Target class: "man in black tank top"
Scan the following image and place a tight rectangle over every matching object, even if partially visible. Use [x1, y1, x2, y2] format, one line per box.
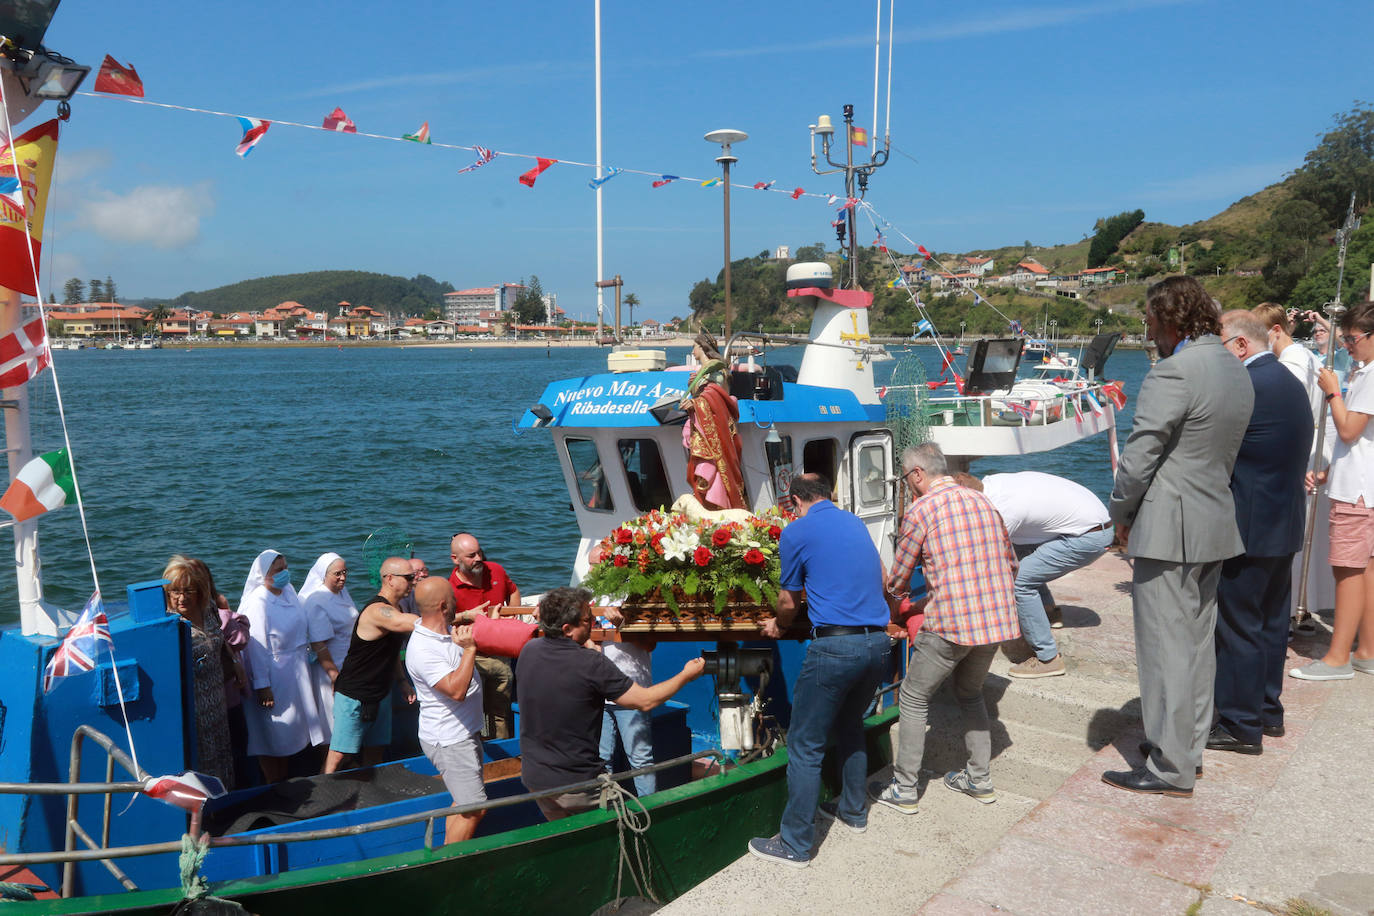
[323, 556, 422, 774]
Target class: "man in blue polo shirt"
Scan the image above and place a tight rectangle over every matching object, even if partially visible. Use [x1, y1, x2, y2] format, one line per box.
[748, 473, 892, 868]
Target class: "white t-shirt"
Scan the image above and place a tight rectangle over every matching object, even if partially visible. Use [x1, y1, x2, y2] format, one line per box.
[405, 623, 484, 746]
[603, 642, 652, 708]
[1327, 362, 1374, 506]
[981, 471, 1112, 545]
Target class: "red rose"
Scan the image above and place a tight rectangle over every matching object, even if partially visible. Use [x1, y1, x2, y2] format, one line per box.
[768, 525, 782, 540]
[744, 548, 766, 566]
[711, 528, 731, 547]
[614, 528, 633, 545]
[694, 546, 713, 567]
[613, 554, 628, 567]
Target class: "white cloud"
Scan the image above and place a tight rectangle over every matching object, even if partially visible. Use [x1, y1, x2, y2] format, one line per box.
[53, 148, 112, 184]
[76, 183, 215, 248]
[698, 0, 1196, 58]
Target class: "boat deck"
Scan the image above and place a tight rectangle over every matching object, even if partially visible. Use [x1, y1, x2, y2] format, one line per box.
[662, 550, 1374, 916]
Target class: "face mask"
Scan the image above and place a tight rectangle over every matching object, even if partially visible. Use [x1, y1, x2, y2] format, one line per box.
[271, 569, 291, 590]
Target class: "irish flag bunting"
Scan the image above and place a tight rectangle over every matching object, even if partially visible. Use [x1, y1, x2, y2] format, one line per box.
[0, 317, 51, 388]
[402, 122, 431, 144]
[1, 448, 75, 521]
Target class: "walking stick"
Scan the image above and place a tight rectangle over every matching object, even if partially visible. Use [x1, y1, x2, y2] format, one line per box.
[1295, 192, 1361, 624]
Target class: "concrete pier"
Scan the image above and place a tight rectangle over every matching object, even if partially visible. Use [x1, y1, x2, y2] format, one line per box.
[661, 550, 1374, 916]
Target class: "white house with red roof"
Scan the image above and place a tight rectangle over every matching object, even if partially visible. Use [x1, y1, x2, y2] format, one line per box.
[962, 255, 995, 276]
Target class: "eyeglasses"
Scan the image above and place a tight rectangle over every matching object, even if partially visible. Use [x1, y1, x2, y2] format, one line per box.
[1342, 332, 1368, 346]
[1221, 335, 1242, 346]
[387, 572, 416, 582]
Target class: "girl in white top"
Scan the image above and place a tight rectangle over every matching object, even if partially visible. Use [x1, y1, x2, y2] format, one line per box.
[240, 550, 327, 781]
[300, 552, 359, 739]
[1298, 310, 1374, 681]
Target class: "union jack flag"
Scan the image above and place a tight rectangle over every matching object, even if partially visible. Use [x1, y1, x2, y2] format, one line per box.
[1008, 399, 1038, 420]
[457, 146, 497, 174]
[43, 591, 111, 693]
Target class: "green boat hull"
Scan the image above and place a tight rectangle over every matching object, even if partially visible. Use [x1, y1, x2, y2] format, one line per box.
[23, 707, 898, 915]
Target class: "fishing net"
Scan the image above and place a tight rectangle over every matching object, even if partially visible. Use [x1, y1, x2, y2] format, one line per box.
[885, 352, 931, 455]
[362, 526, 413, 589]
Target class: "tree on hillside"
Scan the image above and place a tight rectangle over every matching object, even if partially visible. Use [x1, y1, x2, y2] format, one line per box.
[794, 242, 827, 262]
[105, 276, 118, 304]
[1287, 217, 1374, 313]
[88, 278, 104, 302]
[1287, 103, 1374, 226]
[62, 278, 84, 305]
[1087, 210, 1145, 267]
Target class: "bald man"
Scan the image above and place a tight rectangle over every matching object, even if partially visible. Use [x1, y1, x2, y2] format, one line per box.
[323, 557, 422, 774]
[406, 577, 486, 844]
[449, 533, 520, 739]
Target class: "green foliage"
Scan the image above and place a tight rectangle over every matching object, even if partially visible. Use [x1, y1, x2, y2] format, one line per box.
[88, 278, 104, 302]
[512, 275, 547, 325]
[1287, 217, 1374, 313]
[172, 270, 454, 316]
[62, 278, 83, 305]
[105, 275, 118, 304]
[1088, 210, 1145, 267]
[1287, 103, 1374, 226]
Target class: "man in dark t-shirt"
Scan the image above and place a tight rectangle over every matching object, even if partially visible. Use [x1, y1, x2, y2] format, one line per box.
[516, 587, 704, 820]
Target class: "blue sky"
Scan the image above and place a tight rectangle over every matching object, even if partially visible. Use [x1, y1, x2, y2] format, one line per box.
[27, 0, 1374, 321]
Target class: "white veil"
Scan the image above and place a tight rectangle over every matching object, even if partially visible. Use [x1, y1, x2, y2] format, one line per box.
[300, 552, 354, 609]
[240, 549, 299, 605]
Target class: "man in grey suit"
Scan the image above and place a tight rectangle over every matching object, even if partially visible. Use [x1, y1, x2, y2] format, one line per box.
[1103, 276, 1253, 797]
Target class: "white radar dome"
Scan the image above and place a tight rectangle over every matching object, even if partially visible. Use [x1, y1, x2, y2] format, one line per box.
[785, 262, 833, 291]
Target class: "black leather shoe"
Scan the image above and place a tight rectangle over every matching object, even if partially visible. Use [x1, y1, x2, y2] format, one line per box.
[1262, 724, 1285, 738]
[1101, 768, 1192, 798]
[1137, 740, 1203, 778]
[1206, 724, 1262, 755]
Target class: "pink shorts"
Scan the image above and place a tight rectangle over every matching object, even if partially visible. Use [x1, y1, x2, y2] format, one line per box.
[1328, 498, 1374, 569]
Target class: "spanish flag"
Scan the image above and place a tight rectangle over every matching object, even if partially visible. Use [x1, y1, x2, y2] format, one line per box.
[849, 126, 869, 146]
[0, 120, 58, 296]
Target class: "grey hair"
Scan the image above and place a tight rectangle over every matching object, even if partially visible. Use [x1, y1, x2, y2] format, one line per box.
[1220, 309, 1268, 348]
[902, 442, 947, 476]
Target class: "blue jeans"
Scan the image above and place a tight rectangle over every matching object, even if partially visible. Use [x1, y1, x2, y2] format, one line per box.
[779, 630, 890, 859]
[599, 706, 656, 797]
[1015, 528, 1114, 661]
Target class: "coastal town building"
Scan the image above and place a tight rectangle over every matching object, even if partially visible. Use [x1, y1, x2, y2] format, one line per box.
[443, 284, 523, 325]
[962, 255, 995, 276]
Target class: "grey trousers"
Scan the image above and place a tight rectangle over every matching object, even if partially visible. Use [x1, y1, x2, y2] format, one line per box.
[893, 631, 997, 792]
[1132, 557, 1220, 790]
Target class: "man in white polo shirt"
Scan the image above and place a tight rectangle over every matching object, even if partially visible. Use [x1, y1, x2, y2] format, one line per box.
[405, 577, 486, 844]
[958, 471, 1114, 679]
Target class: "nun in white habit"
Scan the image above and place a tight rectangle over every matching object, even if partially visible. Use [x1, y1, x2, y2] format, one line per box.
[240, 549, 326, 783]
[300, 552, 358, 738]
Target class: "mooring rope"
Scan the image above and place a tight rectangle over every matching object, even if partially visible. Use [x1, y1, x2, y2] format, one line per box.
[597, 773, 659, 908]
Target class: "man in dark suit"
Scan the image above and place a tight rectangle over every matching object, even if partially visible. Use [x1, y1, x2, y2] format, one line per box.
[1105, 276, 1253, 797]
[1209, 310, 1313, 753]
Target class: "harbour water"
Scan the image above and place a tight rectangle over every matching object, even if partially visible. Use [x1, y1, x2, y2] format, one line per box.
[0, 343, 1152, 623]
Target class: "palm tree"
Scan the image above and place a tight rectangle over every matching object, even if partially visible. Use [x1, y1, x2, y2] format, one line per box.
[624, 293, 640, 334]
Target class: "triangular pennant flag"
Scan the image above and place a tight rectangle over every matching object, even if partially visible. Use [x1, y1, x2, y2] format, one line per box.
[142, 771, 226, 814]
[42, 590, 110, 693]
[0, 317, 51, 388]
[235, 118, 270, 158]
[0, 448, 74, 522]
[402, 122, 431, 144]
[588, 166, 622, 190]
[827, 195, 838, 205]
[322, 107, 357, 133]
[752, 181, 775, 190]
[701, 177, 721, 187]
[652, 175, 679, 188]
[791, 188, 805, 199]
[519, 158, 557, 187]
[0, 119, 58, 296]
[457, 146, 496, 173]
[917, 244, 932, 259]
[93, 55, 143, 97]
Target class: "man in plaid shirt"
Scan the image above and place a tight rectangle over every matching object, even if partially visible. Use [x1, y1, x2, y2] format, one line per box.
[869, 442, 1019, 812]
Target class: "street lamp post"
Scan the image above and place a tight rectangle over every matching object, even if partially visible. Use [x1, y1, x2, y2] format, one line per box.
[705, 129, 747, 344]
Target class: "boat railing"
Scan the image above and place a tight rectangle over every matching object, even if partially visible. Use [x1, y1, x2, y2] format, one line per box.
[0, 741, 734, 895]
[883, 381, 1110, 430]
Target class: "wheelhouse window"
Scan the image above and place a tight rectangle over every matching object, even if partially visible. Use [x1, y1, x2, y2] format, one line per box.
[802, 438, 838, 488]
[619, 438, 673, 512]
[565, 437, 612, 512]
[856, 443, 887, 510]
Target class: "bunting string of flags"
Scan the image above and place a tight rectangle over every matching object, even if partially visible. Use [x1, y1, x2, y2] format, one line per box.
[651, 175, 678, 188]
[402, 121, 431, 144]
[41, 590, 110, 693]
[519, 157, 557, 187]
[587, 166, 622, 190]
[0, 317, 52, 389]
[322, 107, 357, 133]
[457, 146, 497, 173]
[235, 118, 270, 158]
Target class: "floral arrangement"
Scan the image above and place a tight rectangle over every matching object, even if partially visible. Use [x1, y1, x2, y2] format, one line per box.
[582, 506, 794, 615]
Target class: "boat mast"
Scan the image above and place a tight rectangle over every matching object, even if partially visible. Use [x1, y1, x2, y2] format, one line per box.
[593, 0, 604, 342]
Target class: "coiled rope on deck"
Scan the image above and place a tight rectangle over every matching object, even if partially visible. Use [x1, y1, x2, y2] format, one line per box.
[597, 773, 659, 909]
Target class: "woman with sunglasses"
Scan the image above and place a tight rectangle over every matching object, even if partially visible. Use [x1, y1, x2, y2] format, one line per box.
[1296, 303, 1374, 680]
[300, 552, 358, 738]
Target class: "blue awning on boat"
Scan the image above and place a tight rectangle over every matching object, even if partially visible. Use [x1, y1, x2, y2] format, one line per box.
[516, 371, 882, 429]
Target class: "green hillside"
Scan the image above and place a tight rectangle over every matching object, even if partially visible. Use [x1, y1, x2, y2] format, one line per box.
[170, 271, 454, 316]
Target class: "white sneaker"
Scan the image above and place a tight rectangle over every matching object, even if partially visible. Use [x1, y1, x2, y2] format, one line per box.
[866, 779, 920, 815]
